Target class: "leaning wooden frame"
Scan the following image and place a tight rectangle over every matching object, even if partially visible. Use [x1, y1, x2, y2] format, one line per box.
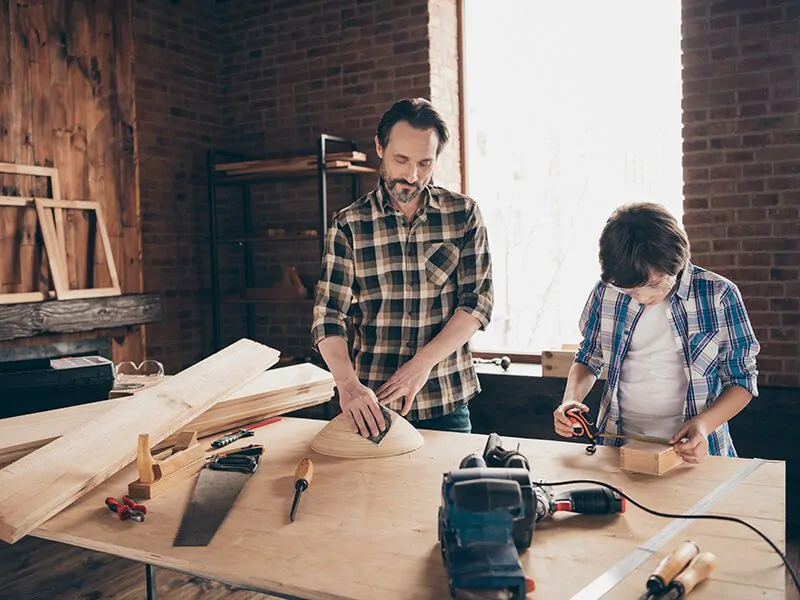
[0, 162, 62, 305]
[33, 198, 122, 300]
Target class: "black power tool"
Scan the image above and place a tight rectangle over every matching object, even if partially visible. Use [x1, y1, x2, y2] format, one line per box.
[438, 433, 625, 599]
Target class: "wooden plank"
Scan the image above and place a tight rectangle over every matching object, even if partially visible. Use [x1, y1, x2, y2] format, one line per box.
[0, 338, 281, 544]
[0, 292, 161, 340]
[0, 363, 335, 464]
[26, 420, 786, 599]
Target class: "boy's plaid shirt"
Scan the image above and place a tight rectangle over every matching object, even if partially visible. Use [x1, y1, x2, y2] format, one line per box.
[574, 262, 760, 457]
[311, 182, 494, 421]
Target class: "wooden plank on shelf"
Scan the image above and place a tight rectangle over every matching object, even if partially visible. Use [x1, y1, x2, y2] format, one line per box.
[215, 151, 367, 172]
[0, 293, 162, 341]
[0, 338, 281, 544]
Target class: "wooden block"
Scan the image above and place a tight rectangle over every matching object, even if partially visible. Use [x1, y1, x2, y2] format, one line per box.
[620, 441, 684, 476]
[127, 454, 207, 500]
[541, 350, 577, 378]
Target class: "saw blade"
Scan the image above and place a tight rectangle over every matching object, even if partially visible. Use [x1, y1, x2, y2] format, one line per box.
[173, 467, 250, 547]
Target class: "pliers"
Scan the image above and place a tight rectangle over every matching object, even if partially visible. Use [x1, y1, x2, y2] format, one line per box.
[105, 496, 147, 522]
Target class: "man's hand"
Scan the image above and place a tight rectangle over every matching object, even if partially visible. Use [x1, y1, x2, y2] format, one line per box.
[553, 400, 589, 438]
[338, 379, 387, 439]
[375, 357, 434, 416]
[669, 419, 709, 464]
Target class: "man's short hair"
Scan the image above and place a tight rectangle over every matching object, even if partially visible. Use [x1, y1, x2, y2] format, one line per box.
[598, 202, 690, 289]
[376, 98, 450, 155]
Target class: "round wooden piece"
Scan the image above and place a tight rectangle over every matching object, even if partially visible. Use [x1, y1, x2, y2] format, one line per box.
[310, 407, 424, 459]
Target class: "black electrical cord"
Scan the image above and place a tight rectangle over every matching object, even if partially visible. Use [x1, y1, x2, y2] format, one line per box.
[535, 478, 800, 593]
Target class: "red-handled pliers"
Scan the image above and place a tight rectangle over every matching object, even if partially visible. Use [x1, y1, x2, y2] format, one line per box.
[105, 496, 147, 522]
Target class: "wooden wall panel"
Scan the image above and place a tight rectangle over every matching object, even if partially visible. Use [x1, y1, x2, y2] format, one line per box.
[0, 0, 144, 362]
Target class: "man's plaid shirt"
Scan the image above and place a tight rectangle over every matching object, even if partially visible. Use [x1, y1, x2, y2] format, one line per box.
[311, 182, 494, 421]
[574, 261, 760, 457]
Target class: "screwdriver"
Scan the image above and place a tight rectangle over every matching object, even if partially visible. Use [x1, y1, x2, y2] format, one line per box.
[638, 540, 699, 600]
[289, 457, 313, 522]
[657, 551, 717, 599]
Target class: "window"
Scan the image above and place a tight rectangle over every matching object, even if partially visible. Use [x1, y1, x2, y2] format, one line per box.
[461, 0, 684, 354]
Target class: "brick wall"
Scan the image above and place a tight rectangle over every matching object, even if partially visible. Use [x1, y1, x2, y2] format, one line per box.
[133, 0, 224, 373]
[429, 0, 462, 191]
[681, 0, 800, 387]
[208, 0, 460, 359]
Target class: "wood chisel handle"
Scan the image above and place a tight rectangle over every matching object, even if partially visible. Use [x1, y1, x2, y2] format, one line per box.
[641, 540, 699, 598]
[295, 457, 313, 488]
[661, 552, 717, 599]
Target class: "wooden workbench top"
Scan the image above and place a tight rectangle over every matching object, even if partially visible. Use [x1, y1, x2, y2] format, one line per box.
[30, 418, 785, 599]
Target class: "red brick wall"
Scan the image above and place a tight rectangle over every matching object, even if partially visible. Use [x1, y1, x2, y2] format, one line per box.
[209, 0, 460, 360]
[681, 0, 800, 387]
[133, 0, 223, 373]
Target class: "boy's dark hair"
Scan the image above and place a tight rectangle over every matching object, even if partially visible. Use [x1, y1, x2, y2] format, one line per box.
[598, 202, 690, 289]
[376, 98, 450, 155]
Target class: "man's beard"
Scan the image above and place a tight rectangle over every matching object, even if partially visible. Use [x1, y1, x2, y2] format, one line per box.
[381, 164, 423, 204]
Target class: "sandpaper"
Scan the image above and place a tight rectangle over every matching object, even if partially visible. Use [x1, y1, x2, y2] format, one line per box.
[368, 404, 394, 445]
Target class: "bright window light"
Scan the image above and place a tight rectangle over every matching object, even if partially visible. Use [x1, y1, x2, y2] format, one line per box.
[462, 0, 684, 353]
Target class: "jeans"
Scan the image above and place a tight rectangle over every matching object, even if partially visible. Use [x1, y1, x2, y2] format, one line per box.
[410, 403, 472, 434]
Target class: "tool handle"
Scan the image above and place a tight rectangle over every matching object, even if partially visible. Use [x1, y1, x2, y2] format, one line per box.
[211, 429, 253, 448]
[648, 541, 700, 590]
[295, 458, 313, 486]
[669, 551, 717, 597]
[561, 486, 626, 515]
[566, 407, 597, 441]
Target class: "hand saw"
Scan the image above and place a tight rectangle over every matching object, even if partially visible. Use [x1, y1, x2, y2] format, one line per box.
[173, 444, 264, 547]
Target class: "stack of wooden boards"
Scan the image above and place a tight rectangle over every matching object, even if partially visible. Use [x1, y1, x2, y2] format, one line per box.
[0, 339, 335, 544]
[0, 162, 121, 305]
[213, 150, 377, 179]
[0, 356, 335, 469]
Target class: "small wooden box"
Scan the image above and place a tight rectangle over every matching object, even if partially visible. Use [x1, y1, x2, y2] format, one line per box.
[620, 441, 684, 476]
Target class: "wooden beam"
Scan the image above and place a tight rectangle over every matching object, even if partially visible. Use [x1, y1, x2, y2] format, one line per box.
[0, 338, 281, 544]
[0, 294, 161, 341]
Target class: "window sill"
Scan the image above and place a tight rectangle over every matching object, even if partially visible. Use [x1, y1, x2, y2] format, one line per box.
[474, 362, 544, 378]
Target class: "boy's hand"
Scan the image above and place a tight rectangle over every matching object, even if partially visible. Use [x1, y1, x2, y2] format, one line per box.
[554, 400, 589, 438]
[669, 420, 709, 464]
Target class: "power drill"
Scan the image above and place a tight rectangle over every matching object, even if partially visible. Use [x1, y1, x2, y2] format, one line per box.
[438, 433, 626, 599]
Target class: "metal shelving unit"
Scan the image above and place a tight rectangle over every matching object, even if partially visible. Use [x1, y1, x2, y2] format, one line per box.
[205, 134, 376, 352]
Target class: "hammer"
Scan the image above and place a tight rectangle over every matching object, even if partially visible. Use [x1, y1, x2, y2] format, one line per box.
[473, 356, 512, 371]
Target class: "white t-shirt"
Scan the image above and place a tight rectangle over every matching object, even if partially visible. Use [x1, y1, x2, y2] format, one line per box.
[618, 298, 688, 439]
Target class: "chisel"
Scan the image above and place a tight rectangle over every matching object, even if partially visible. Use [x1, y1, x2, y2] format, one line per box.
[290, 458, 313, 522]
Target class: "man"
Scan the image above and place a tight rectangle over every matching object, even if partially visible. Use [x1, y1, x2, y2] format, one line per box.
[553, 202, 759, 463]
[311, 98, 493, 439]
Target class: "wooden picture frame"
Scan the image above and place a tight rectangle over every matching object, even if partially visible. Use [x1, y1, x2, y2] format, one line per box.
[0, 163, 62, 305]
[34, 198, 121, 300]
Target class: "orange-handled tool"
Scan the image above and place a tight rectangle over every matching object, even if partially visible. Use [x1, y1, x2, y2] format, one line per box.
[659, 551, 717, 599]
[637, 540, 699, 600]
[290, 458, 313, 522]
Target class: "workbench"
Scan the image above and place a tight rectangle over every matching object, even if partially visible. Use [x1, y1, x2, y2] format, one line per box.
[28, 417, 785, 599]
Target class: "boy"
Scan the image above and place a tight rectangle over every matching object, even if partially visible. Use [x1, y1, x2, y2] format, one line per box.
[553, 202, 759, 463]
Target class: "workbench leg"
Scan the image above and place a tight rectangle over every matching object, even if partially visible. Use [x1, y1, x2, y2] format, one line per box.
[146, 564, 158, 600]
